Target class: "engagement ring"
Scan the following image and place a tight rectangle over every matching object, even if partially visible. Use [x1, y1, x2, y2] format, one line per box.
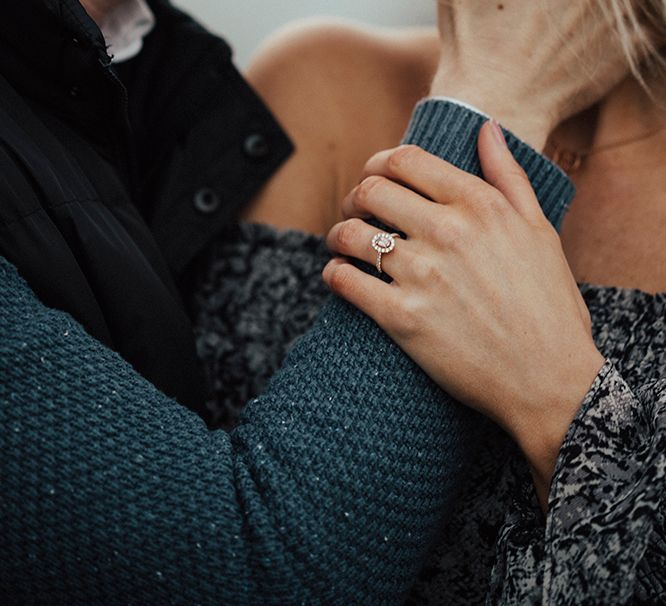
[371, 232, 400, 274]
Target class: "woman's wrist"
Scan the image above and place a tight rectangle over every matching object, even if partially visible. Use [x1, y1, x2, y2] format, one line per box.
[430, 68, 555, 151]
[510, 348, 606, 505]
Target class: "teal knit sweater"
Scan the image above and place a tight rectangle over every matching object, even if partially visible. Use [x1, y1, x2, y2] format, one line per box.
[0, 101, 573, 605]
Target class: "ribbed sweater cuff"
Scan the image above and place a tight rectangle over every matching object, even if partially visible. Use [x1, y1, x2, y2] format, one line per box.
[402, 99, 575, 231]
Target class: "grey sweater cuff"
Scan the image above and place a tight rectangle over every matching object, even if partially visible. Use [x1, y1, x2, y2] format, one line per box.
[402, 99, 574, 231]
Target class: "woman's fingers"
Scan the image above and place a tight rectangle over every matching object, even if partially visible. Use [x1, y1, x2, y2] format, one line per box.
[322, 257, 398, 326]
[358, 133, 548, 227]
[361, 144, 494, 207]
[326, 218, 415, 277]
[477, 121, 548, 226]
[341, 176, 434, 231]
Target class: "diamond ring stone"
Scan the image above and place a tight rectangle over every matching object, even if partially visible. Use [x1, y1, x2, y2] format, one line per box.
[371, 232, 400, 274]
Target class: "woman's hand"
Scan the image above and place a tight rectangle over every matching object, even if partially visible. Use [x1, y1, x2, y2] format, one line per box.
[431, 0, 649, 150]
[322, 121, 605, 506]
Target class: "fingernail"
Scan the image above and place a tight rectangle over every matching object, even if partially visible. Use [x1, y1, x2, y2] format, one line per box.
[490, 120, 507, 148]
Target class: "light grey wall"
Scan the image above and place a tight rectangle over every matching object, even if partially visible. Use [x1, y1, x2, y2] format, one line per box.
[172, 1, 436, 68]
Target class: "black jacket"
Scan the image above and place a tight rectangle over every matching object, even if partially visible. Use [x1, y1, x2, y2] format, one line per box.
[0, 0, 293, 420]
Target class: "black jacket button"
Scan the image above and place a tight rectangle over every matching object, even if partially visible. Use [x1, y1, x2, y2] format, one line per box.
[243, 133, 269, 159]
[193, 188, 221, 214]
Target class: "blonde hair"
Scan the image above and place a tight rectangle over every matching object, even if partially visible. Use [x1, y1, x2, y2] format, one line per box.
[598, 0, 666, 78]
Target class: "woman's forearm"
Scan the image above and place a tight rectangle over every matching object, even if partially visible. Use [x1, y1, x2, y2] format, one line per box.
[431, 0, 642, 150]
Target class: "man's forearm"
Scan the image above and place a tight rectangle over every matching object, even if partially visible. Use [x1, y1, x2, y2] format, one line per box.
[0, 100, 575, 604]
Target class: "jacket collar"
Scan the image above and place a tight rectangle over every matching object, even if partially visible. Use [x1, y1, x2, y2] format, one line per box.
[0, 1, 134, 158]
[0, 1, 111, 90]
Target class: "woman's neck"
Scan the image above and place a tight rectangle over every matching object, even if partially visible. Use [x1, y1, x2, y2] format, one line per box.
[556, 73, 666, 294]
[552, 74, 666, 167]
[595, 76, 666, 152]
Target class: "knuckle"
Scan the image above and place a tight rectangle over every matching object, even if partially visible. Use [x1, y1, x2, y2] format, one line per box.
[329, 264, 355, 296]
[433, 214, 469, 250]
[363, 150, 384, 174]
[507, 163, 529, 182]
[477, 191, 510, 220]
[495, 166, 529, 192]
[393, 296, 424, 338]
[354, 176, 384, 210]
[541, 224, 562, 247]
[423, 216, 449, 247]
[410, 256, 440, 285]
[477, 194, 511, 222]
[387, 145, 419, 174]
[335, 218, 364, 249]
[534, 212, 553, 230]
[487, 189, 509, 209]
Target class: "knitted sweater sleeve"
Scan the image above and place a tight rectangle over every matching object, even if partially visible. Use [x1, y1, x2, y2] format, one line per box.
[0, 101, 573, 605]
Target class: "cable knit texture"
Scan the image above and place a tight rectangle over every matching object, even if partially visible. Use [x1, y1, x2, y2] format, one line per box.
[0, 101, 572, 604]
[405, 100, 575, 230]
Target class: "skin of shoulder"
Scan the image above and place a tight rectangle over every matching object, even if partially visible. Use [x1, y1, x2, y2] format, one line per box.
[242, 19, 439, 234]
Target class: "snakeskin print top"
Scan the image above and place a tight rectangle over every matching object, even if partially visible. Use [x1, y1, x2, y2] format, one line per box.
[410, 284, 666, 605]
[193, 224, 666, 604]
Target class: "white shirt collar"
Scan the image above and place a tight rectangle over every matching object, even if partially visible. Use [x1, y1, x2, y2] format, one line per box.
[100, 0, 155, 63]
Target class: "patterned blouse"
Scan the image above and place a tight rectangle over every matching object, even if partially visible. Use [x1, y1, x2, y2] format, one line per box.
[409, 285, 666, 605]
[193, 224, 666, 605]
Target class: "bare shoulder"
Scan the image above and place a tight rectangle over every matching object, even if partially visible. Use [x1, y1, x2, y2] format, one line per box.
[247, 18, 438, 91]
[242, 20, 439, 232]
[246, 19, 438, 136]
